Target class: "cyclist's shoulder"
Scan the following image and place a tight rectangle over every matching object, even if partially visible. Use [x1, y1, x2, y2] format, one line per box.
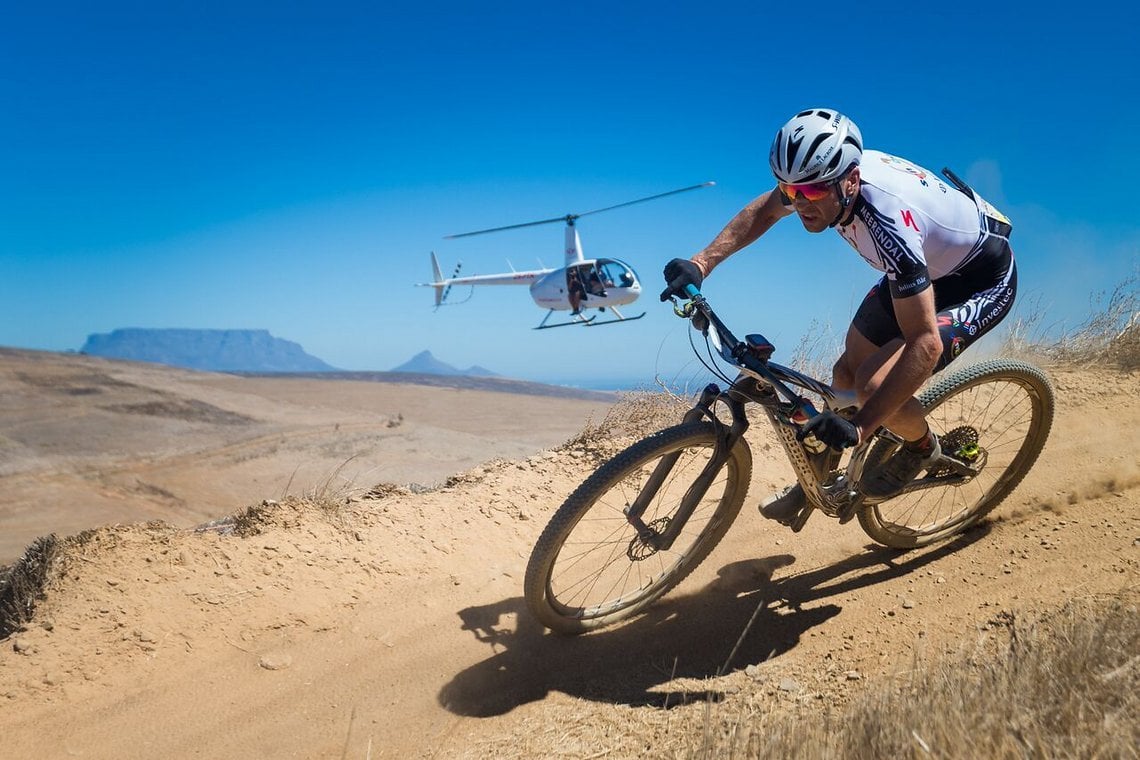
[857, 150, 974, 223]
[858, 150, 943, 194]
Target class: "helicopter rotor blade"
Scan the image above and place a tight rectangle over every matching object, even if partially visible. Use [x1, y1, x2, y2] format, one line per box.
[575, 181, 716, 219]
[444, 215, 571, 239]
[443, 181, 715, 239]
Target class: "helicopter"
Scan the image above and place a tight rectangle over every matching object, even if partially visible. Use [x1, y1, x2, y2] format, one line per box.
[420, 182, 714, 329]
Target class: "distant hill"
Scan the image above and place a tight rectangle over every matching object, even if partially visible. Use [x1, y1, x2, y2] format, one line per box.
[80, 329, 337, 372]
[390, 350, 498, 377]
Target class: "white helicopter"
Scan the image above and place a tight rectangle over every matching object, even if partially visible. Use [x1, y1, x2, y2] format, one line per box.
[421, 182, 714, 329]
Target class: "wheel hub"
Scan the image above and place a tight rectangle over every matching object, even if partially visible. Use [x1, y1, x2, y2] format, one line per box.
[627, 516, 670, 560]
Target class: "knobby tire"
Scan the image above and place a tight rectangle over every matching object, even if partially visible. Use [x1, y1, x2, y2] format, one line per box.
[858, 359, 1055, 549]
[524, 422, 751, 634]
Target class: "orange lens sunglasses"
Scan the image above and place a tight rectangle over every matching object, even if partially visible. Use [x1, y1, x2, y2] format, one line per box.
[778, 180, 834, 202]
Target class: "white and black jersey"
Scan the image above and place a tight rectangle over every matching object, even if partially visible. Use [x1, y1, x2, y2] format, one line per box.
[835, 150, 1012, 299]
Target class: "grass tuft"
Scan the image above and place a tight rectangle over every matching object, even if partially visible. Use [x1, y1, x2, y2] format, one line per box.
[0, 535, 60, 640]
[1003, 271, 1139, 369]
[561, 389, 690, 463]
[693, 590, 1139, 759]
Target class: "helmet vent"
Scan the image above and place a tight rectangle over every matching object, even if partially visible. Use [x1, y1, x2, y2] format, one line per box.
[769, 108, 863, 184]
[800, 133, 831, 172]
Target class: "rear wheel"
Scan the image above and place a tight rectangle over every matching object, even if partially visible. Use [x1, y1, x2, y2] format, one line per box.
[858, 359, 1054, 549]
[524, 422, 751, 634]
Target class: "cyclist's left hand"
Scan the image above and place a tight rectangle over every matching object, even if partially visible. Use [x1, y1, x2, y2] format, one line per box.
[797, 409, 860, 451]
[659, 258, 703, 301]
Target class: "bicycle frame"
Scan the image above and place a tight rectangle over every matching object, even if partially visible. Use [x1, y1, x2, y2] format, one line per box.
[625, 286, 984, 538]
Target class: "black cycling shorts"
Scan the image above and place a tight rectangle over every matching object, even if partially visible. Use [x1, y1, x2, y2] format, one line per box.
[852, 238, 1017, 373]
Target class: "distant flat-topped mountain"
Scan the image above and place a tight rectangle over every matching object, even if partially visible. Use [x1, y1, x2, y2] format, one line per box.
[390, 350, 498, 377]
[80, 328, 337, 372]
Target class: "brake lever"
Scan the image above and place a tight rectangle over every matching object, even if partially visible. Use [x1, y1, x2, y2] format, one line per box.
[670, 296, 695, 319]
[669, 295, 712, 336]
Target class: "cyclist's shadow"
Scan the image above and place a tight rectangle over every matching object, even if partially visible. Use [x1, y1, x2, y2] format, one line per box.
[439, 525, 990, 717]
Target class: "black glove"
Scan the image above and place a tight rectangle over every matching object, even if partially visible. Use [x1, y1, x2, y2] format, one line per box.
[797, 410, 860, 452]
[659, 258, 704, 301]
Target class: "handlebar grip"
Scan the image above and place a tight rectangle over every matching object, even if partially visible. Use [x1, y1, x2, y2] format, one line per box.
[684, 284, 701, 298]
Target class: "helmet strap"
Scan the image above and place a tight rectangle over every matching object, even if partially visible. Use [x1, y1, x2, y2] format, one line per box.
[828, 166, 857, 228]
[828, 187, 850, 228]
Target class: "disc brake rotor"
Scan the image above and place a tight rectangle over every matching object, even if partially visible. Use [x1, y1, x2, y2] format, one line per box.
[627, 516, 671, 561]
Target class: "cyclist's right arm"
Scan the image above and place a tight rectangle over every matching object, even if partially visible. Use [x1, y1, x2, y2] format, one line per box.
[692, 187, 794, 277]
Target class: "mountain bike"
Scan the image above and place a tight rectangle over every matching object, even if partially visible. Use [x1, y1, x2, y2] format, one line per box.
[524, 285, 1054, 634]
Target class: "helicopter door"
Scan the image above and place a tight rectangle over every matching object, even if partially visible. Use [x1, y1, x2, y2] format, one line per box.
[569, 264, 606, 295]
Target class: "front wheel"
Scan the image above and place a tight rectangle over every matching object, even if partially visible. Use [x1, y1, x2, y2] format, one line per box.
[858, 359, 1055, 549]
[524, 422, 752, 634]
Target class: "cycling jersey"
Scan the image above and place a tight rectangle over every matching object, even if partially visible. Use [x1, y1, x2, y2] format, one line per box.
[833, 150, 1013, 299]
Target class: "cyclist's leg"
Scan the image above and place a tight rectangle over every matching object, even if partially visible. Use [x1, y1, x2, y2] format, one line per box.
[859, 253, 1018, 497]
[928, 253, 1018, 373]
[846, 252, 1019, 432]
[844, 278, 928, 440]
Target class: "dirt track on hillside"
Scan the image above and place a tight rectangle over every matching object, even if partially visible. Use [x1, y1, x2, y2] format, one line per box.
[0, 356, 1137, 759]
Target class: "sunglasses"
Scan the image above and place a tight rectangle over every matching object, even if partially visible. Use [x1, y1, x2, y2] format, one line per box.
[778, 180, 835, 202]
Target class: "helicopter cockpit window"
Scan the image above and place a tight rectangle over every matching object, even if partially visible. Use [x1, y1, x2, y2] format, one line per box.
[598, 260, 636, 288]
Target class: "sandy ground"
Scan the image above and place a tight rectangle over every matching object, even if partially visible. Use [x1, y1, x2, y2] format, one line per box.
[0, 350, 1137, 759]
[0, 348, 614, 564]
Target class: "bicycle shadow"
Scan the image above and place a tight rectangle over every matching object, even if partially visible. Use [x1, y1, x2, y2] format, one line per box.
[438, 524, 991, 717]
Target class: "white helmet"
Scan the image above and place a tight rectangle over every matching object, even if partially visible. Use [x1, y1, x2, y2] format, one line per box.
[769, 109, 863, 184]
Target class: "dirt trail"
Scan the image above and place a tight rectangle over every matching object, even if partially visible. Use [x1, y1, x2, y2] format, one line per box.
[0, 367, 1137, 759]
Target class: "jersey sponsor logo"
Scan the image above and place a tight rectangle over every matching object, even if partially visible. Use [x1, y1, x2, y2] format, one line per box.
[895, 272, 929, 297]
[939, 314, 979, 336]
[877, 154, 935, 187]
[900, 209, 919, 231]
[856, 201, 922, 273]
[979, 284, 1015, 328]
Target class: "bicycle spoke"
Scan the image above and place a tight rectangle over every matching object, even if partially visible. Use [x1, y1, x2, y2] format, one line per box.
[861, 363, 1052, 546]
[542, 432, 741, 620]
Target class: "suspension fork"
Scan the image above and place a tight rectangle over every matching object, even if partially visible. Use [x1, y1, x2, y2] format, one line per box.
[623, 383, 750, 550]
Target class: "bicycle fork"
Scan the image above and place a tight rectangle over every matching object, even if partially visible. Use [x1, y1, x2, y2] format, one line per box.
[622, 384, 748, 551]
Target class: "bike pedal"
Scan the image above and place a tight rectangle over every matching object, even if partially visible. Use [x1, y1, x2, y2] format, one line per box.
[790, 505, 814, 532]
[836, 502, 860, 525]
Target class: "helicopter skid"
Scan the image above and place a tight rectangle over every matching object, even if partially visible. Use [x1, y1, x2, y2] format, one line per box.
[533, 310, 646, 330]
[534, 311, 597, 330]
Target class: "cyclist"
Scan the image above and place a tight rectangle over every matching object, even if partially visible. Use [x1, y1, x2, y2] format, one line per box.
[660, 108, 1017, 525]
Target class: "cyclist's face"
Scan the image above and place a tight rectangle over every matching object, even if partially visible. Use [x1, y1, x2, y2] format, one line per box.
[789, 166, 859, 233]
[790, 186, 840, 233]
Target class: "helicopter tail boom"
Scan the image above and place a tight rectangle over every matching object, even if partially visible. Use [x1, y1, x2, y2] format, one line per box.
[418, 253, 551, 307]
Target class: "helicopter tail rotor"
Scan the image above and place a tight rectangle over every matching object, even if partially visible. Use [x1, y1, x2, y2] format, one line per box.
[423, 252, 465, 308]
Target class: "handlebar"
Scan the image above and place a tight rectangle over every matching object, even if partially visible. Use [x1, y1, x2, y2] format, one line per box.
[670, 285, 823, 419]
[672, 285, 743, 362]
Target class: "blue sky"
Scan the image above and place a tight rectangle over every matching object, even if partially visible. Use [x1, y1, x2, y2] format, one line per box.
[3, 2, 1137, 387]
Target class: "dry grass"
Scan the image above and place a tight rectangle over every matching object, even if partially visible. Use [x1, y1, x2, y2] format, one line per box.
[786, 318, 844, 382]
[561, 389, 691, 463]
[0, 535, 60, 639]
[1003, 272, 1139, 370]
[692, 589, 1139, 759]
